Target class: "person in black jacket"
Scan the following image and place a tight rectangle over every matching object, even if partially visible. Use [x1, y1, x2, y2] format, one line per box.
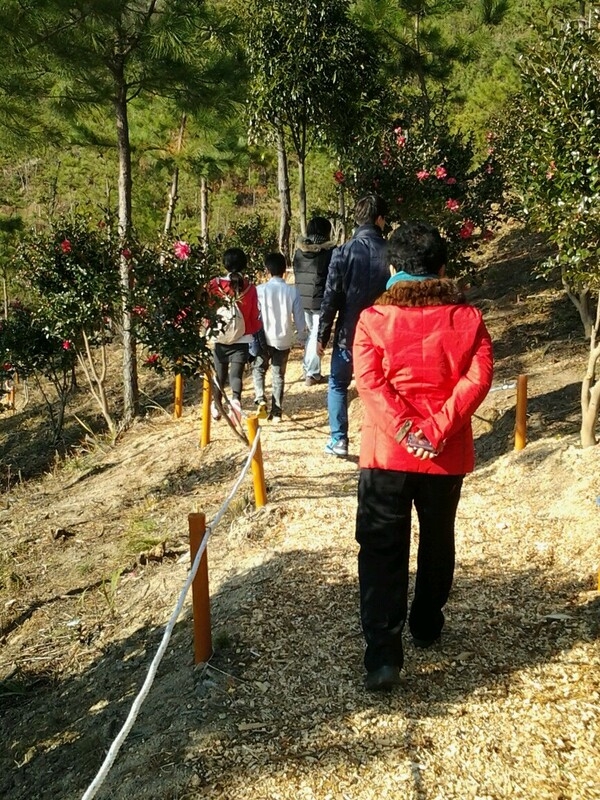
[292, 216, 336, 386]
[317, 194, 389, 457]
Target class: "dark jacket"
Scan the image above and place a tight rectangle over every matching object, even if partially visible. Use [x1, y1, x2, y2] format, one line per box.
[354, 278, 493, 474]
[292, 236, 336, 312]
[318, 224, 388, 351]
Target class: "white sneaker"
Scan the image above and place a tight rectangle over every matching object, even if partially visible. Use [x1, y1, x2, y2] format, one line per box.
[210, 401, 221, 421]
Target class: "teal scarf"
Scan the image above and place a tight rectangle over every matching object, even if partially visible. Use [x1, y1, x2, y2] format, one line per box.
[386, 271, 439, 290]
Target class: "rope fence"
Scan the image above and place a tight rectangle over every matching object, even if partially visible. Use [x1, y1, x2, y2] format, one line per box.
[81, 426, 263, 800]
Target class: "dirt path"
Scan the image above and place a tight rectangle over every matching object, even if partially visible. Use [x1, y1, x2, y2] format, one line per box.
[1, 225, 600, 799]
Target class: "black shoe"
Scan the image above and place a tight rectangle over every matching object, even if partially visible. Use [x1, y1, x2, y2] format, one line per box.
[364, 664, 401, 692]
[412, 635, 440, 649]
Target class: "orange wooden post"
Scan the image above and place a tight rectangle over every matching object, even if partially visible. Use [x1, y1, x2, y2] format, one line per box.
[246, 416, 267, 508]
[174, 373, 184, 419]
[514, 374, 528, 451]
[200, 374, 212, 448]
[188, 512, 213, 664]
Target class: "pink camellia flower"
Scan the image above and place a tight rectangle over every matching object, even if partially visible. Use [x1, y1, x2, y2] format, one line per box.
[145, 353, 160, 366]
[62, 340, 72, 350]
[174, 308, 189, 327]
[394, 128, 407, 148]
[60, 239, 72, 254]
[121, 248, 133, 260]
[446, 198, 460, 212]
[416, 170, 430, 181]
[435, 165, 447, 180]
[174, 240, 191, 260]
[333, 170, 345, 185]
[459, 220, 475, 239]
[445, 177, 457, 185]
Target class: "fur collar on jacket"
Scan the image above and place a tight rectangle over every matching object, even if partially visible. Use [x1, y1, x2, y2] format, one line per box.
[375, 277, 466, 308]
[295, 235, 336, 253]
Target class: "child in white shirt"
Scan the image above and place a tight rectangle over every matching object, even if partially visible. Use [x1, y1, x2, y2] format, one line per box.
[253, 253, 306, 421]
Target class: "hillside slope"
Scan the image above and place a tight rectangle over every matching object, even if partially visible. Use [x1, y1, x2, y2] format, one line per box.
[1, 222, 599, 800]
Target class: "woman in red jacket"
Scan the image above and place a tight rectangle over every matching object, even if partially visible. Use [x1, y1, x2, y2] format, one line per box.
[352, 220, 493, 691]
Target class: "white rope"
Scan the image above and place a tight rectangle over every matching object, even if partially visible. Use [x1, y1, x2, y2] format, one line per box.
[81, 427, 263, 800]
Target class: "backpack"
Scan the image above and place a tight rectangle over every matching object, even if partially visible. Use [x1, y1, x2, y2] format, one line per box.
[214, 294, 246, 344]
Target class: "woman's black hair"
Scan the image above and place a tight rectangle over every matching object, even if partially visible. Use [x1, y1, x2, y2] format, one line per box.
[387, 220, 447, 276]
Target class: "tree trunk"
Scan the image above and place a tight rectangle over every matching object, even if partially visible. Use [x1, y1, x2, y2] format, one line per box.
[298, 157, 307, 238]
[163, 114, 187, 237]
[276, 125, 292, 263]
[200, 176, 209, 245]
[564, 281, 593, 338]
[115, 73, 139, 424]
[338, 184, 347, 244]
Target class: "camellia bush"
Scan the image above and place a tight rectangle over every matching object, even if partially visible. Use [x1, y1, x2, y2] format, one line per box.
[339, 108, 503, 273]
[496, 14, 600, 446]
[132, 237, 222, 378]
[0, 302, 76, 442]
[15, 215, 122, 435]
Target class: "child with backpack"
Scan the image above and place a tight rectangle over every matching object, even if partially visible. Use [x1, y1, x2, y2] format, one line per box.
[253, 252, 306, 422]
[208, 248, 261, 422]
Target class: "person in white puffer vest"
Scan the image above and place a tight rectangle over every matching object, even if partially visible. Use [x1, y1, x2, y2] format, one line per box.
[253, 252, 306, 422]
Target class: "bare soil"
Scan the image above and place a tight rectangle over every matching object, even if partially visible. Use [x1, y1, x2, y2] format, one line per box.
[1, 220, 599, 800]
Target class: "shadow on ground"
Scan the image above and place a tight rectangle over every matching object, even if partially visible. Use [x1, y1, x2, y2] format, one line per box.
[1, 547, 598, 800]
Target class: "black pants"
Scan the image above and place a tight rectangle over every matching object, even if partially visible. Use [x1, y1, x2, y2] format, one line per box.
[212, 342, 249, 404]
[355, 468, 463, 672]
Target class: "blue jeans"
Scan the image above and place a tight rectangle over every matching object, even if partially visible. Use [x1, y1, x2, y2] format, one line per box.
[303, 310, 322, 379]
[327, 344, 353, 442]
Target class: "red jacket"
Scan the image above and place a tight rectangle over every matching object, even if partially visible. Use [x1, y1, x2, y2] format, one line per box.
[208, 275, 262, 337]
[353, 279, 493, 475]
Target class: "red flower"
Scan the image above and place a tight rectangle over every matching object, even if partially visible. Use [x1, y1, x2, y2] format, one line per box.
[394, 128, 407, 148]
[333, 170, 345, 185]
[60, 239, 72, 254]
[132, 306, 147, 317]
[459, 220, 475, 239]
[446, 199, 460, 212]
[445, 177, 457, 185]
[416, 170, 430, 181]
[121, 248, 133, 260]
[173, 240, 191, 260]
[435, 166, 447, 180]
[145, 354, 159, 365]
[2, 362, 13, 372]
[62, 340, 72, 350]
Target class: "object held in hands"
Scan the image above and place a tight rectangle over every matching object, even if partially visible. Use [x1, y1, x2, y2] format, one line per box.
[406, 432, 436, 453]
